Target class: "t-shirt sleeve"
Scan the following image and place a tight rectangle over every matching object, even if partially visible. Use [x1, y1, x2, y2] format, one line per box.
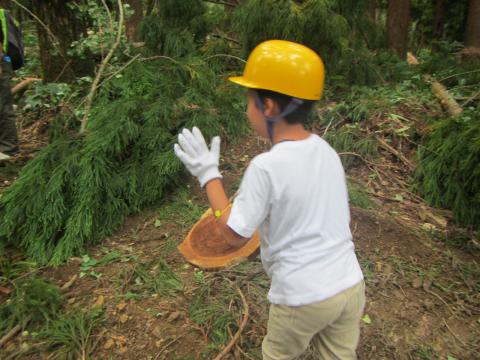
[227, 161, 271, 238]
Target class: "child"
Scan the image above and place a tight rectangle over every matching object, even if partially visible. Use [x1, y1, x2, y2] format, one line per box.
[174, 40, 365, 360]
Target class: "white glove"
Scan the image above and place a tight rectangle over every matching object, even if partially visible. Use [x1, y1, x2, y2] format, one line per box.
[173, 127, 222, 187]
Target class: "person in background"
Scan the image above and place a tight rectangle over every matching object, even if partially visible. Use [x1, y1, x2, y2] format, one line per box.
[0, 8, 21, 161]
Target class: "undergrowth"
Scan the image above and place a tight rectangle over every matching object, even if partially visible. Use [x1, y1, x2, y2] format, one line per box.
[189, 279, 237, 350]
[156, 188, 207, 231]
[38, 309, 104, 360]
[127, 258, 183, 297]
[0, 276, 62, 336]
[347, 178, 375, 209]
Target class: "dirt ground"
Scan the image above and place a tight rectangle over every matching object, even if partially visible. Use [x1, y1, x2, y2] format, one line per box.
[1, 125, 479, 360]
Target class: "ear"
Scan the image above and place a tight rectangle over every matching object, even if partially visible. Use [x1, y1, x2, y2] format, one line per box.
[263, 97, 280, 117]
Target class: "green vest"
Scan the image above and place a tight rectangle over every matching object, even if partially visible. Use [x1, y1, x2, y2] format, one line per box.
[0, 9, 7, 53]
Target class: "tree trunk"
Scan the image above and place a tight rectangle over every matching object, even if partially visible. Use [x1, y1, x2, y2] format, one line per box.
[433, 0, 445, 39]
[146, 0, 155, 15]
[387, 0, 410, 59]
[31, 0, 91, 83]
[224, 0, 241, 12]
[124, 0, 143, 41]
[0, 0, 11, 10]
[367, 0, 378, 23]
[464, 0, 480, 48]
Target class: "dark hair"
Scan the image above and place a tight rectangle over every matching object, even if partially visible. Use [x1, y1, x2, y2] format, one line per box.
[256, 89, 316, 124]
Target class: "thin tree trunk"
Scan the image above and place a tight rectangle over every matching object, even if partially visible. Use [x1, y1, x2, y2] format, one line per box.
[433, 0, 445, 39]
[124, 0, 143, 41]
[30, 0, 92, 82]
[464, 0, 480, 48]
[0, 0, 11, 10]
[146, 0, 155, 15]
[367, 0, 378, 23]
[387, 0, 410, 59]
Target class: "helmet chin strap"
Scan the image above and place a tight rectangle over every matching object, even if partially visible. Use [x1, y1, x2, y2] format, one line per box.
[254, 91, 304, 141]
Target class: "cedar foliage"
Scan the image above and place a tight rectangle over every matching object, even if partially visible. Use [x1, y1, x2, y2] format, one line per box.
[0, 0, 247, 264]
[231, 0, 383, 85]
[38, 309, 104, 358]
[140, 0, 212, 57]
[0, 277, 63, 334]
[416, 110, 480, 230]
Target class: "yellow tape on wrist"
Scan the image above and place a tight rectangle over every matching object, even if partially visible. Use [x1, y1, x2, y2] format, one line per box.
[213, 204, 231, 219]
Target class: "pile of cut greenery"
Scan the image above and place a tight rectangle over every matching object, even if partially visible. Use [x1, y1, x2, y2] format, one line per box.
[416, 51, 480, 230]
[0, 0, 247, 264]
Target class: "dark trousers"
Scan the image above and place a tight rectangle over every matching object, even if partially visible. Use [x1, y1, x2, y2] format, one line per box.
[0, 59, 18, 154]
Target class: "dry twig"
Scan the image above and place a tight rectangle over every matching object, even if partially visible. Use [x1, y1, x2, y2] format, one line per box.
[443, 319, 467, 346]
[153, 333, 186, 360]
[0, 316, 32, 348]
[80, 0, 125, 133]
[375, 136, 415, 171]
[213, 286, 249, 360]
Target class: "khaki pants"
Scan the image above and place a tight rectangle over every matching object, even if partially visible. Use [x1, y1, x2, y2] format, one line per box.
[262, 281, 365, 360]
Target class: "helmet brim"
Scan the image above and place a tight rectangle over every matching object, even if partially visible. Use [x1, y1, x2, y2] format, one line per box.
[228, 76, 263, 90]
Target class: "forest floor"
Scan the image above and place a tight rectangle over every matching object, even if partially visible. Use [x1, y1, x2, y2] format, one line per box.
[1, 118, 479, 360]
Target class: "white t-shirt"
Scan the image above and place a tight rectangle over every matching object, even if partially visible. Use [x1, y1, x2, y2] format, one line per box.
[227, 134, 363, 306]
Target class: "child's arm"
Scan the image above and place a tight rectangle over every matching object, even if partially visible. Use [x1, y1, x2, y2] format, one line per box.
[205, 178, 249, 248]
[174, 127, 249, 249]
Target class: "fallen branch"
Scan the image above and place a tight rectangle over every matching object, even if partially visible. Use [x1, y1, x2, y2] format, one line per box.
[153, 333, 186, 360]
[0, 316, 32, 348]
[461, 90, 480, 107]
[227, 326, 255, 360]
[213, 286, 249, 360]
[202, 0, 239, 7]
[443, 319, 466, 346]
[12, 78, 41, 95]
[375, 136, 415, 171]
[80, 0, 124, 134]
[210, 33, 241, 45]
[424, 288, 455, 316]
[60, 274, 77, 292]
[205, 54, 247, 64]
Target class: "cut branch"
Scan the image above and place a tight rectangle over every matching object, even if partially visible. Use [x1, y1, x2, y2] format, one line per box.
[375, 136, 415, 171]
[0, 316, 32, 348]
[80, 0, 124, 134]
[12, 78, 41, 95]
[202, 0, 238, 7]
[213, 286, 249, 360]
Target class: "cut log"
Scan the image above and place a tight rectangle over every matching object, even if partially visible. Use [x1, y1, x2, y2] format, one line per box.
[178, 209, 260, 270]
[407, 53, 462, 117]
[12, 77, 42, 95]
[427, 75, 463, 116]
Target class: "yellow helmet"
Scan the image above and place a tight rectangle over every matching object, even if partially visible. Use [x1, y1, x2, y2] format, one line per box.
[229, 40, 325, 100]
